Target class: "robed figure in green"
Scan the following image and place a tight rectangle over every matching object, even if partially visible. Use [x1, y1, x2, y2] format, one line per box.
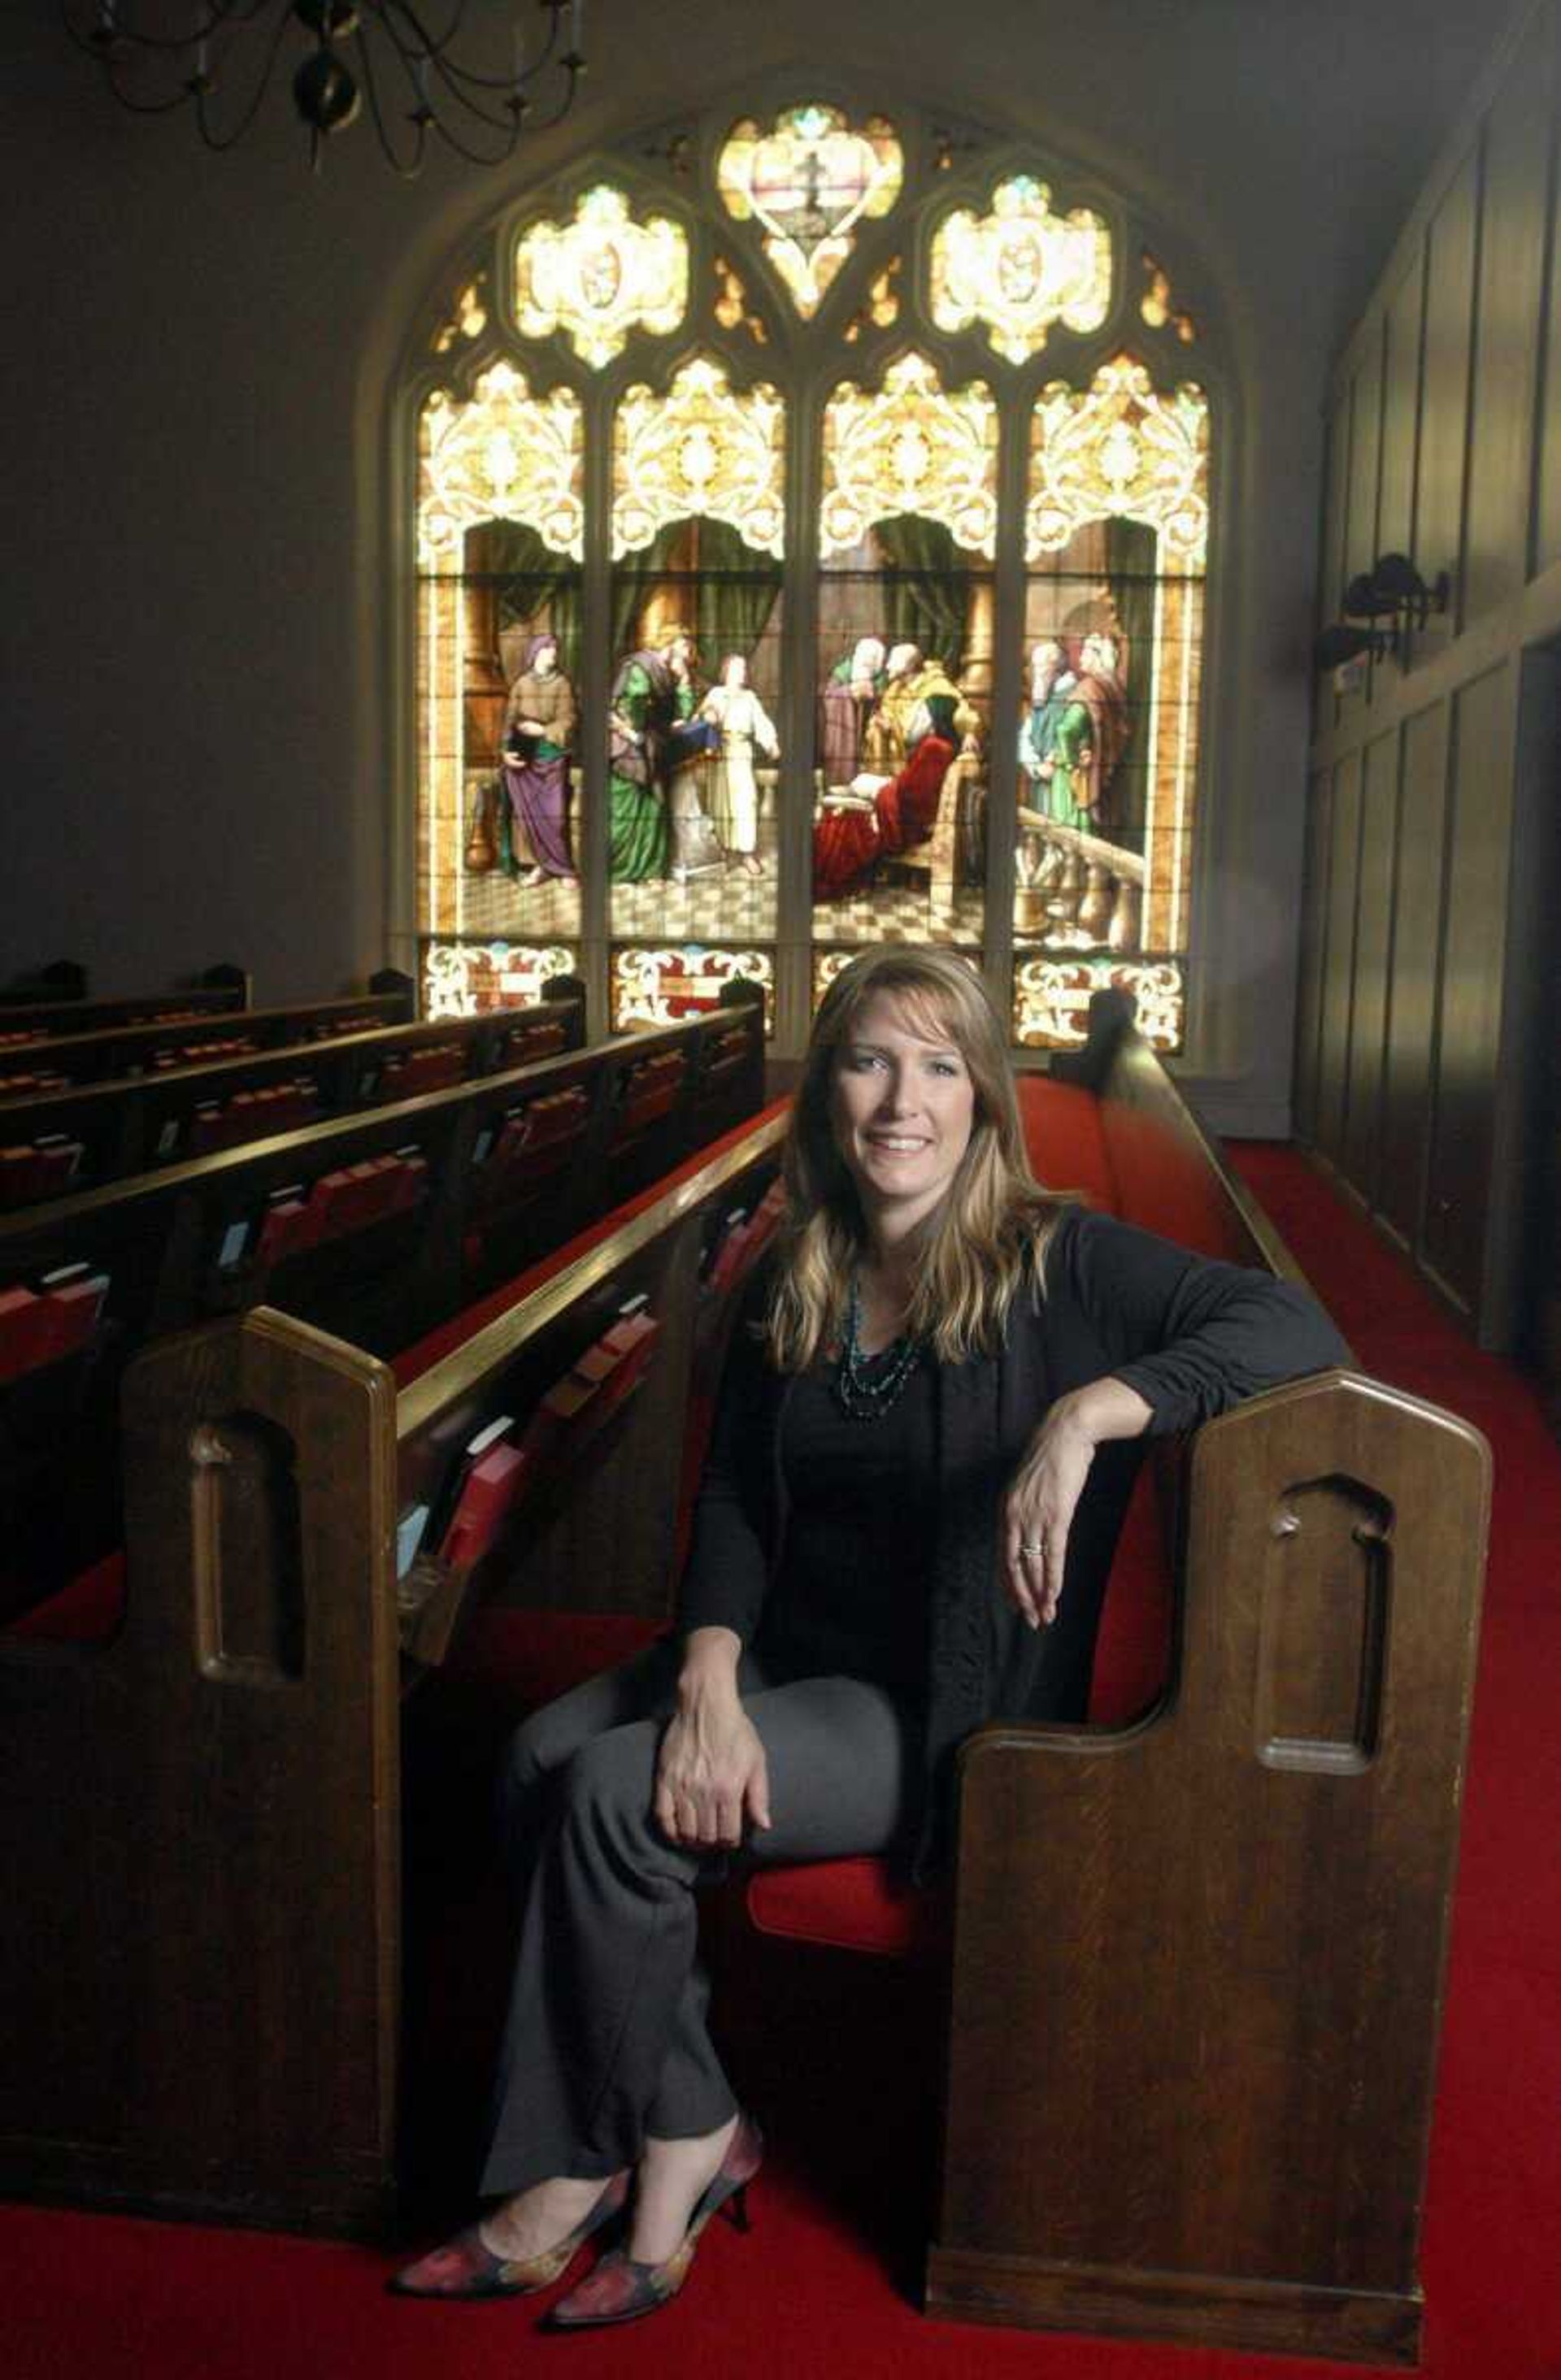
[608, 625, 699, 882]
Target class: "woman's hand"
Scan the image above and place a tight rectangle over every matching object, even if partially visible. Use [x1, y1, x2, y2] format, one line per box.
[1001, 1378, 1154, 1628]
[654, 1630, 772, 1849]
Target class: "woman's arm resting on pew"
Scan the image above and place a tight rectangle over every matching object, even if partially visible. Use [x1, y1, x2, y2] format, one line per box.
[1002, 1377, 1153, 1630]
[1002, 1214, 1351, 1629]
[654, 1625, 772, 1852]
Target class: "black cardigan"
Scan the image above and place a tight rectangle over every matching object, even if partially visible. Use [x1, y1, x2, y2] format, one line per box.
[677, 1208, 1350, 1878]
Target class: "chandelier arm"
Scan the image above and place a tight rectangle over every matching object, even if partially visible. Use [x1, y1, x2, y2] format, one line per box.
[353, 21, 433, 179]
[424, 111, 525, 166]
[375, 0, 527, 111]
[525, 52, 582, 132]
[61, 0, 254, 59]
[380, 0, 566, 94]
[190, 2, 303, 150]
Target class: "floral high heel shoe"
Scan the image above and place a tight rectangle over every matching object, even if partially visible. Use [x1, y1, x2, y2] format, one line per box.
[546, 2114, 764, 2329]
[390, 2169, 629, 2299]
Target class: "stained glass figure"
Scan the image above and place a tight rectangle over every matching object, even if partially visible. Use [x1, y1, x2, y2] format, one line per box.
[929, 176, 1111, 364]
[716, 106, 902, 317]
[513, 185, 689, 369]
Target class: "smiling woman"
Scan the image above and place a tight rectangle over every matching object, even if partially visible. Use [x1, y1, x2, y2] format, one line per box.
[393, 945, 1348, 2327]
[830, 994, 976, 1263]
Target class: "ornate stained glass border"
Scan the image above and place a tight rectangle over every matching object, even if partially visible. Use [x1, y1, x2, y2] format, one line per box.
[611, 945, 776, 1034]
[420, 939, 579, 1019]
[1012, 954, 1183, 1052]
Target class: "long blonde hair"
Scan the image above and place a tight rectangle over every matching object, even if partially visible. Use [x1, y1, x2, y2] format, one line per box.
[767, 949, 1069, 1370]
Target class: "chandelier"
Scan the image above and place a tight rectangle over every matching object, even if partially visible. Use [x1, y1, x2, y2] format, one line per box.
[63, 2, 587, 173]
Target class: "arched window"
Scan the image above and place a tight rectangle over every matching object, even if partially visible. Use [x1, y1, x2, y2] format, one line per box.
[407, 98, 1211, 1053]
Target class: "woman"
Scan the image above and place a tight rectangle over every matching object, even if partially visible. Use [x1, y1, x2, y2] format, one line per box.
[500, 633, 577, 887]
[394, 948, 1346, 2326]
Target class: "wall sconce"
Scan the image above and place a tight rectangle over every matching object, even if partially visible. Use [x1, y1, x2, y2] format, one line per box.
[1315, 552, 1451, 677]
[1345, 552, 1450, 631]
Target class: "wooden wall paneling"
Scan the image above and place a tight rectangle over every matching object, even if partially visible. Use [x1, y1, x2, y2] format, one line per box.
[1533, 2, 1561, 576]
[1315, 751, 1363, 1166]
[1342, 729, 1401, 1204]
[1292, 768, 1333, 1142]
[1416, 150, 1481, 619]
[1463, 7, 1556, 620]
[1380, 702, 1452, 1253]
[1346, 328, 1385, 588]
[1380, 245, 1428, 563]
[1423, 665, 1517, 1313]
[1485, 642, 1561, 1353]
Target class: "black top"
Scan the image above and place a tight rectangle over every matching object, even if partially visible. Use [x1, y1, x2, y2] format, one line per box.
[754, 1355, 937, 1696]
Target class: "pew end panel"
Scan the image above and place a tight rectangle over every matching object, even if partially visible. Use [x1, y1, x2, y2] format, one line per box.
[928, 1368, 1491, 2364]
[0, 1307, 404, 2235]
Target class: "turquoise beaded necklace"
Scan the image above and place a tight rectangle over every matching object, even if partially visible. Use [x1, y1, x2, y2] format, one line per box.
[834, 1277, 924, 1419]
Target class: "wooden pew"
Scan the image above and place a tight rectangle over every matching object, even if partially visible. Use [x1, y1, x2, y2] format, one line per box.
[0, 1101, 788, 2234]
[921, 997, 1489, 2365]
[0, 995, 764, 1618]
[0, 996, 1487, 2363]
[0, 987, 417, 1102]
[0, 982, 585, 1209]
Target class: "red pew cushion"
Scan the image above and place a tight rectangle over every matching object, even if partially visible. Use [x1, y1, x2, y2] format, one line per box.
[1015, 1075, 1119, 1210]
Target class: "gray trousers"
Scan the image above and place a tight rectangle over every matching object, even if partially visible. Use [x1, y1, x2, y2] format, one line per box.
[478, 1639, 916, 2196]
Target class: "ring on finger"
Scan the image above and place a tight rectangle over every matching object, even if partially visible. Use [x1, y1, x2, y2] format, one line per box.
[1020, 1540, 1045, 1557]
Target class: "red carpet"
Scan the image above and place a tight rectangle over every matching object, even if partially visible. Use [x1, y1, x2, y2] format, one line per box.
[4, 1142, 1559, 2380]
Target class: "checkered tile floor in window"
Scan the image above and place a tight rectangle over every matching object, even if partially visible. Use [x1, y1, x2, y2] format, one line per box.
[453, 836, 984, 952]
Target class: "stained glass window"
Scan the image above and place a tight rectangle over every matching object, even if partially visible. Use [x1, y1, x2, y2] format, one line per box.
[513, 185, 689, 368]
[409, 111, 1217, 1057]
[716, 106, 902, 316]
[1012, 356, 1208, 1052]
[929, 176, 1111, 364]
[417, 371, 585, 1004]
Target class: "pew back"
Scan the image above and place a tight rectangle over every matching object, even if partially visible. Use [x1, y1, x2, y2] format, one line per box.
[0, 991, 415, 1101]
[0, 986, 585, 1209]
